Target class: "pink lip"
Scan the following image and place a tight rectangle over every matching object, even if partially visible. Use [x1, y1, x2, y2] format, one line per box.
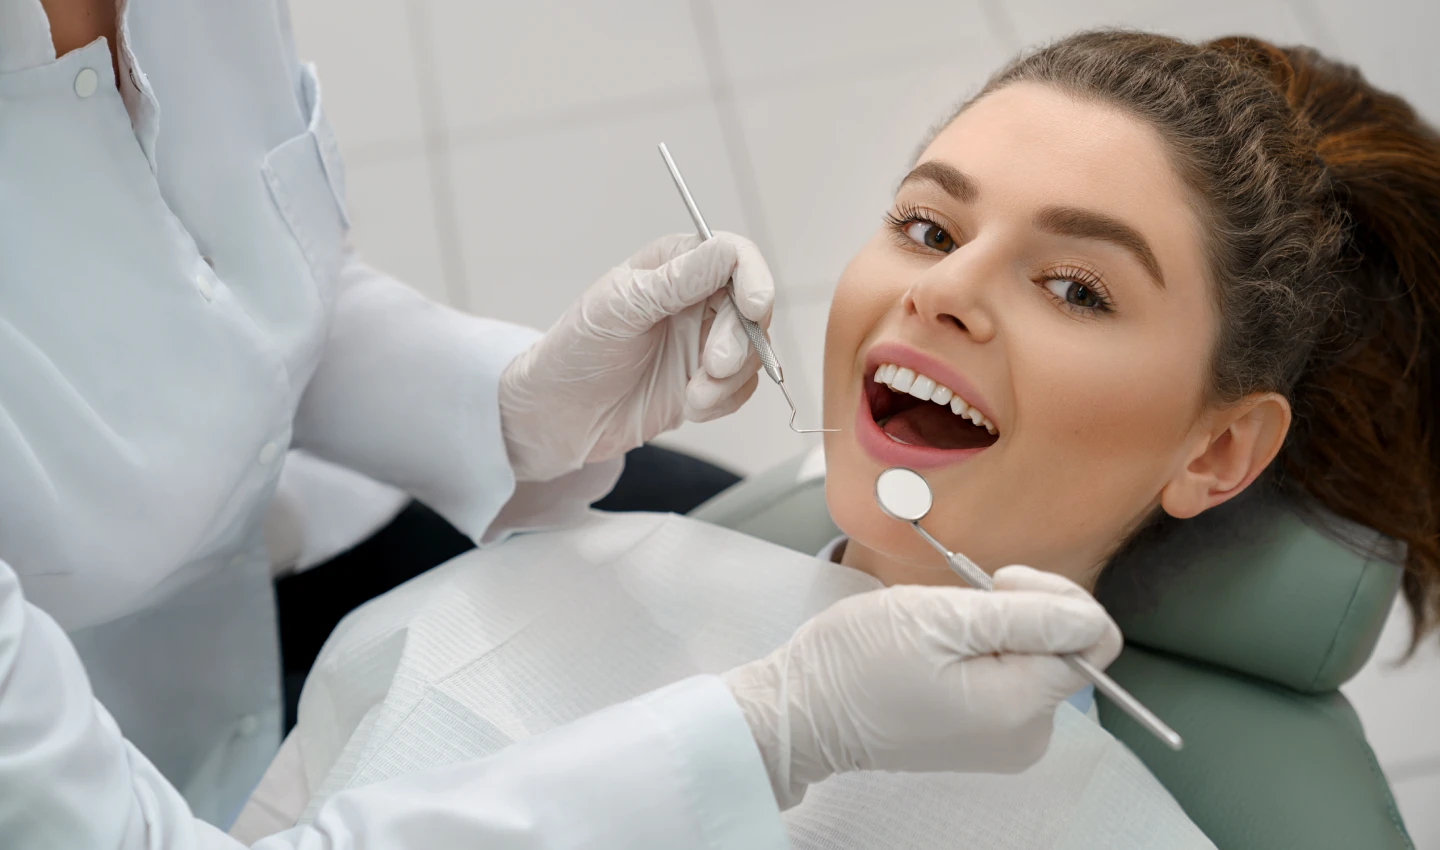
[863, 341, 998, 427]
[855, 340, 998, 470]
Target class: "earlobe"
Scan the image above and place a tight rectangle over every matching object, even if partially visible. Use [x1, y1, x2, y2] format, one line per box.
[1160, 393, 1292, 520]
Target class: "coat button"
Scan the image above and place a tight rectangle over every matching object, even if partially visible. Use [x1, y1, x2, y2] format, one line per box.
[195, 274, 214, 301]
[237, 714, 259, 736]
[258, 442, 280, 465]
[74, 68, 99, 98]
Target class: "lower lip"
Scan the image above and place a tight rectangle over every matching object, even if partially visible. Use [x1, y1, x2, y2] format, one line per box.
[854, 389, 991, 470]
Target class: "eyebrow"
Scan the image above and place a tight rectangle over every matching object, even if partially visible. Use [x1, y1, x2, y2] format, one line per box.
[1034, 205, 1166, 290]
[898, 161, 979, 203]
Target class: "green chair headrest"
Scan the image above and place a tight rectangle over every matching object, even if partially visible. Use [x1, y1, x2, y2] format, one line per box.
[1098, 487, 1402, 692]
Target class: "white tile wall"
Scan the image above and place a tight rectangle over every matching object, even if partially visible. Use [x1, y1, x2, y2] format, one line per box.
[1000, 0, 1313, 47]
[1393, 772, 1440, 850]
[343, 154, 451, 305]
[447, 101, 751, 329]
[425, 0, 711, 131]
[707, 0, 999, 86]
[293, 1, 1440, 843]
[287, 0, 426, 155]
[731, 53, 1005, 302]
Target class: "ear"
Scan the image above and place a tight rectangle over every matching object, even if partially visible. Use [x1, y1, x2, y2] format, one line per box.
[1160, 393, 1291, 520]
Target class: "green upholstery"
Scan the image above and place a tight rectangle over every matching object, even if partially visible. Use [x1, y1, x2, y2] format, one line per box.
[689, 449, 1413, 850]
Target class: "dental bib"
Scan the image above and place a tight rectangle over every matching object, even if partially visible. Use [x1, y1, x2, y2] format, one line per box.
[293, 512, 1213, 849]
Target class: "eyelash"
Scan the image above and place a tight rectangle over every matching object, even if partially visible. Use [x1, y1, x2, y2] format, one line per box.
[882, 204, 1116, 316]
[883, 202, 950, 252]
[1041, 265, 1114, 316]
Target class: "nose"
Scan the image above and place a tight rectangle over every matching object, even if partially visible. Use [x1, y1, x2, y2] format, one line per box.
[901, 250, 999, 343]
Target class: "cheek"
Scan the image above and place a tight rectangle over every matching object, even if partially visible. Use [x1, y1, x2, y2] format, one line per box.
[1014, 319, 1207, 485]
[822, 240, 934, 560]
[822, 241, 909, 400]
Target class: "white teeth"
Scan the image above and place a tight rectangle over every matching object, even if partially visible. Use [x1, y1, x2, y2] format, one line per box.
[871, 362, 997, 435]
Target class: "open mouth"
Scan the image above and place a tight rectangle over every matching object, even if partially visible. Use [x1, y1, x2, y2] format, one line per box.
[866, 363, 1000, 451]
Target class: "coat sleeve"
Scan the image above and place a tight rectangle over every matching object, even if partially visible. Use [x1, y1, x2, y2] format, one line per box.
[0, 558, 789, 849]
[292, 252, 620, 544]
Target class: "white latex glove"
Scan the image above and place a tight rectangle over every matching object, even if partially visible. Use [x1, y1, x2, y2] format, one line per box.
[499, 232, 774, 482]
[723, 566, 1124, 810]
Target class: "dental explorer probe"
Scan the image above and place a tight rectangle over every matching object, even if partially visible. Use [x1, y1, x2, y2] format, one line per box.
[873, 467, 1185, 752]
[657, 143, 837, 434]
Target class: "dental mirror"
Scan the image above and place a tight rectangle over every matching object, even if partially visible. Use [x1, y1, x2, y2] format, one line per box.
[873, 466, 1184, 751]
[874, 467, 934, 523]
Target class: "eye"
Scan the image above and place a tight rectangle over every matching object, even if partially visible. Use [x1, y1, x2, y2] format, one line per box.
[903, 220, 957, 253]
[1041, 269, 1113, 314]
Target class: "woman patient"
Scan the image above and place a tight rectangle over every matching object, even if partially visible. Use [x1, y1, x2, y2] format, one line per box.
[250, 30, 1440, 847]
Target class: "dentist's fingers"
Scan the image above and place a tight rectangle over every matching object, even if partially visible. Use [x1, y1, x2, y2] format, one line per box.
[993, 565, 1093, 602]
[711, 231, 775, 323]
[703, 296, 766, 379]
[993, 566, 1123, 670]
[685, 354, 761, 422]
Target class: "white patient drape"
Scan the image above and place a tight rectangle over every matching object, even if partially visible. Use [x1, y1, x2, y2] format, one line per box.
[288, 512, 1215, 849]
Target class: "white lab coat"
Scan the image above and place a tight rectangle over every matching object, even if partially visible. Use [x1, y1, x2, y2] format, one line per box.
[0, 1, 787, 847]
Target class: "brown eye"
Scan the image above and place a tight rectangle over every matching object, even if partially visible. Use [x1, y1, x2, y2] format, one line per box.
[1042, 275, 1111, 313]
[904, 221, 956, 253]
[1067, 282, 1101, 308]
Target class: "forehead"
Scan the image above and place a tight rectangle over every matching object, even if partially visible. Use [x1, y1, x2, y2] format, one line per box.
[919, 82, 1196, 230]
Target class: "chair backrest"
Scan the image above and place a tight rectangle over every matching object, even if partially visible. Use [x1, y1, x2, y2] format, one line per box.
[688, 449, 1414, 850]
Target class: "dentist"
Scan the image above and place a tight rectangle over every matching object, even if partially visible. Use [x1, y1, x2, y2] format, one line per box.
[0, 1, 1123, 847]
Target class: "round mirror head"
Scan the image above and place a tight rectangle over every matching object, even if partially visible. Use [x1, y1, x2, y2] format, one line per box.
[874, 467, 933, 523]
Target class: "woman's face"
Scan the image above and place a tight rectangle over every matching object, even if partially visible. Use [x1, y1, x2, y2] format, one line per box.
[822, 82, 1221, 588]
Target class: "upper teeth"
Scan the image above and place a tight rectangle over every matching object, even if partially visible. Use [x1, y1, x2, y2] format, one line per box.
[874, 363, 998, 435]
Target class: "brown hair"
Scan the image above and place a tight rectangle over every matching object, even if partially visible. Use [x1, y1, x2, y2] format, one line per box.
[964, 31, 1440, 647]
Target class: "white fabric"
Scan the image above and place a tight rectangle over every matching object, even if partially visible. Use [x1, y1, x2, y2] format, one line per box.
[0, 0, 618, 830]
[266, 452, 409, 576]
[0, 555, 787, 850]
[288, 511, 1215, 848]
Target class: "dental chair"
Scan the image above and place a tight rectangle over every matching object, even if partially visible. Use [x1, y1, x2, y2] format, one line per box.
[689, 448, 1414, 850]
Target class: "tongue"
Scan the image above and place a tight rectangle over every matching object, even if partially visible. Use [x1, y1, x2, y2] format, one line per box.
[881, 404, 995, 450]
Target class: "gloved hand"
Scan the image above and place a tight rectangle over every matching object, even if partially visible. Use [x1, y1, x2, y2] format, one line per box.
[499, 233, 774, 482]
[723, 566, 1123, 810]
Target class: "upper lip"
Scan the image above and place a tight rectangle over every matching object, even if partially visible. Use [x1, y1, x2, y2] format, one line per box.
[863, 340, 999, 430]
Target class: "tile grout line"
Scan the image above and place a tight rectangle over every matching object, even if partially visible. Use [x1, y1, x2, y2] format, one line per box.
[978, 0, 1024, 54]
[433, 42, 981, 155]
[1386, 752, 1440, 785]
[403, 0, 470, 310]
[687, 0, 817, 416]
[1285, 0, 1340, 54]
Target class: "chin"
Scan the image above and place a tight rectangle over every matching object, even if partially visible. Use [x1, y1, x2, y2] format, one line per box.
[823, 473, 970, 584]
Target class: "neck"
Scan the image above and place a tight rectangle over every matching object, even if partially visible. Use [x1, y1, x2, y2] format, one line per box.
[838, 538, 974, 588]
[837, 537, 1102, 592]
